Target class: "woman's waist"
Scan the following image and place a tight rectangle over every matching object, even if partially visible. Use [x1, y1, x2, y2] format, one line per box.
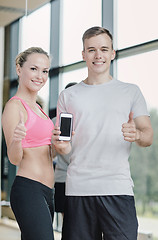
[18, 156, 54, 174]
[12, 176, 55, 195]
[16, 168, 54, 189]
[17, 155, 54, 187]
[23, 145, 52, 159]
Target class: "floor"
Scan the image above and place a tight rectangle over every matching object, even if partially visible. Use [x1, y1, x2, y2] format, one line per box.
[1, 216, 157, 240]
[0, 218, 61, 240]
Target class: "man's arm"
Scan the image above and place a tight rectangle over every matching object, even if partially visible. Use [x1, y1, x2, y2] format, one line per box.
[122, 112, 153, 147]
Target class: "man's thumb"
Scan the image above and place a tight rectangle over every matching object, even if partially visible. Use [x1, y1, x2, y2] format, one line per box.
[128, 112, 134, 123]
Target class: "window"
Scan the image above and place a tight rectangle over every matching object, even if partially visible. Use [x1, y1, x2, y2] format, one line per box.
[60, 0, 102, 65]
[19, 3, 51, 112]
[59, 67, 88, 93]
[117, 0, 158, 49]
[117, 50, 158, 110]
[117, 50, 158, 236]
[20, 3, 50, 52]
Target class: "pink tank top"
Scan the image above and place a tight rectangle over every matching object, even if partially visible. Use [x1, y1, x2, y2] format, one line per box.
[11, 96, 54, 148]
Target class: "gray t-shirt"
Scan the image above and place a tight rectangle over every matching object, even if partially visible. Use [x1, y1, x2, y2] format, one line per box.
[57, 79, 149, 196]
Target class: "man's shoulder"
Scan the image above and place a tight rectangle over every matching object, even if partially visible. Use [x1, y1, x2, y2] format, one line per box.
[65, 82, 81, 91]
[116, 79, 140, 90]
[60, 82, 81, 96]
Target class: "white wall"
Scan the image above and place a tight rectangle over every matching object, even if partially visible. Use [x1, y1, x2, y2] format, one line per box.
[0, 27, 4, 218]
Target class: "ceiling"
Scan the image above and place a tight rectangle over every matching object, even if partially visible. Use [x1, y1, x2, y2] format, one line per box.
[0, 0, 50, 27]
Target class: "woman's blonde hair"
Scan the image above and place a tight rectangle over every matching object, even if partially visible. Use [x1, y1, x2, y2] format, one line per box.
[15, 47, 50, 67]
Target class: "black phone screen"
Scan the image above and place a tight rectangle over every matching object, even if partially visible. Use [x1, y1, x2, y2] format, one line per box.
[60, 117, 71, 136]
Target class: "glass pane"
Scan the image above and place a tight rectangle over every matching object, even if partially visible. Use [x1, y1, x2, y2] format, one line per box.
[117, 50, 158, 110]
[117, 50, 158, 238]
[19, 3, 51, 113]
[60, 0, 102, 65]
[59, 67, 88, 93]
[20, 3, 50, 53]
[117, 0, 158, 49]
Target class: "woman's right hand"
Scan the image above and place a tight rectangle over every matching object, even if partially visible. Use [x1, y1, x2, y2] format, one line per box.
[13, 111, 26, 142]
[2, 101, 27, 165]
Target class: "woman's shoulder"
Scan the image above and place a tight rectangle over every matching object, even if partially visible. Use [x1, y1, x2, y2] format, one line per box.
[4, 97, 22, 112]
[2, 97, 25, 123]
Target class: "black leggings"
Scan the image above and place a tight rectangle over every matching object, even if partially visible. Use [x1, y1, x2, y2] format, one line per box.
[10, 176, 55, 240]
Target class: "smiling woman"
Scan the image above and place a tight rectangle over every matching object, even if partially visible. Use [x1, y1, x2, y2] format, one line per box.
[16, 49, 50, 93]
[1, 47, 55, 240]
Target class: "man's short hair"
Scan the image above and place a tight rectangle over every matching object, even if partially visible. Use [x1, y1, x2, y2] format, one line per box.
[82, 26, 113, 50]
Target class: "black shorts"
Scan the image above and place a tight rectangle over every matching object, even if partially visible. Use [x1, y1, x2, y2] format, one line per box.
[62, 195, 138, 240]
[54, 182, 66, 213]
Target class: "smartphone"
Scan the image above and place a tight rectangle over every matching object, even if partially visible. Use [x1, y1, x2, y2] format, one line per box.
[59, 112, 73, 141]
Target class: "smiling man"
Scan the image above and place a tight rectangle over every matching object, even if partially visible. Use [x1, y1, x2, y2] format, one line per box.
[52, 26, 153, 240]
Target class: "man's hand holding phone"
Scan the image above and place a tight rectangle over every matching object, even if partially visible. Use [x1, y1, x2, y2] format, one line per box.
[52, 112, 74, 155]
[59, 112, 73, 141]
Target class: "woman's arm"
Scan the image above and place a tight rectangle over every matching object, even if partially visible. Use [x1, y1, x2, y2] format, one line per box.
[2, 101, 26, 165]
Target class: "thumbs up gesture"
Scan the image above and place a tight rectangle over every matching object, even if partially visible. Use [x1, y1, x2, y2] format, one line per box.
[122, 112, 137, 142]
[13, 111, 26, 142]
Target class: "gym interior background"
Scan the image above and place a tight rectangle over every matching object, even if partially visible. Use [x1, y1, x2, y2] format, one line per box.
[0, 0, 158, 238]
